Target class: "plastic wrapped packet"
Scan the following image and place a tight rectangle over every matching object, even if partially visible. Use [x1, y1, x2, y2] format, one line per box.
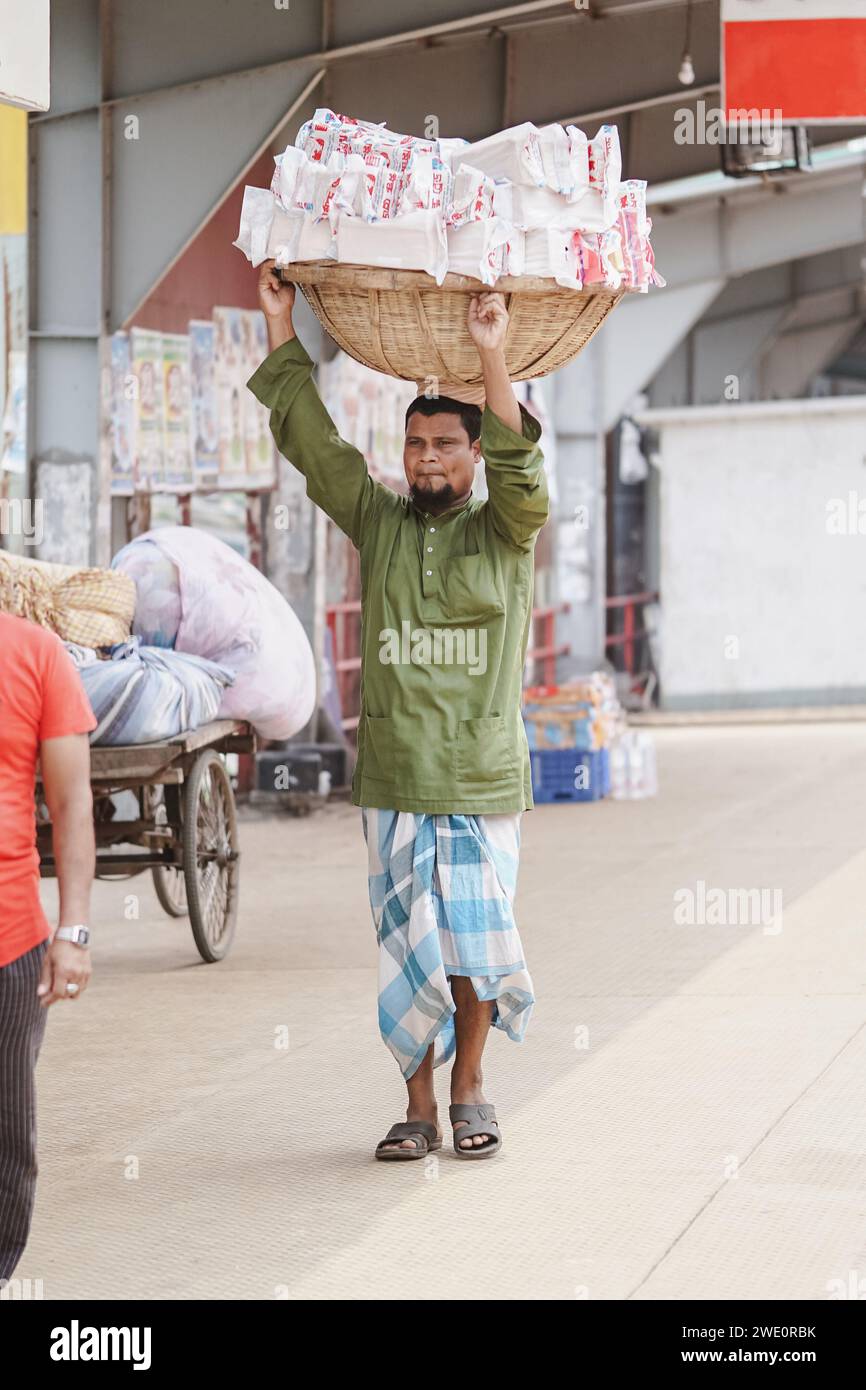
[536, 123, 576, 196]
[564, 125, 591, 199]
[400, 152, 454, 216]
[573, 229, 623, 289]
[267, 206, 335, 265]
[446, 162, 497, 228]
[587, 124, 622, 213]
[445, 122, 546, 187]
[233, 186, 276, 267]
[523, 226, 582, 289]
[446, 218, 513, 286]
[438, 135, 470, 166]
[272, 145, 317, 212]
[336, 208, 448, 284]
[504, 227, 526, 277]
[295, 107, 342, 165]
[616, 180, 666, 290]
[507, 182, 618, 232]
[357, 157, 404, 221]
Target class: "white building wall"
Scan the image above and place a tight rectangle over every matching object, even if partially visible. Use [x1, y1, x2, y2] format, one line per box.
[639, 397, 866, 709]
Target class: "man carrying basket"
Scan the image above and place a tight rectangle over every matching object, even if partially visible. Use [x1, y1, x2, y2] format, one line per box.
[251, 264, 549, 1161]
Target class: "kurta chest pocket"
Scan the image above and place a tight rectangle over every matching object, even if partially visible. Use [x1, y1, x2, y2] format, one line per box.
[441, 554, 504, 624]
[457, 716, 518, 784]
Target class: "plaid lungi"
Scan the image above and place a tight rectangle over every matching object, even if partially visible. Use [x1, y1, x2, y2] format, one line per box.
[362, 808, 535, 1080]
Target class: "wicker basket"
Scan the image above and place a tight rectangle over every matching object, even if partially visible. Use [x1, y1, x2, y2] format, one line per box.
[276, 262, 624, 398]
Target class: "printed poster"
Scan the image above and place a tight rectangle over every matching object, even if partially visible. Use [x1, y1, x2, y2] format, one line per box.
[108, 332, 135, 496]
[213, 307, 246, 488]
[1, 349, 27, 475]
[130, 327, 164, 493]
[189, 319, 219, 488]
[161, 332, 194, 492]
[242, 309, 276, 486]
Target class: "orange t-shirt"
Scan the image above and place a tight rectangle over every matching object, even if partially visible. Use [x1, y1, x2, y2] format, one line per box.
[0, 612, 96, 966]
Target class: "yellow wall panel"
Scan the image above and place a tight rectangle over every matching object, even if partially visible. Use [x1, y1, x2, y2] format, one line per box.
[0, 105, 27, 235]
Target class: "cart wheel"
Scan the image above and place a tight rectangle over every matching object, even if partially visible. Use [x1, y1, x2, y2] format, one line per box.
[183, 750, 239, 962]
[151, 864, 188, 918]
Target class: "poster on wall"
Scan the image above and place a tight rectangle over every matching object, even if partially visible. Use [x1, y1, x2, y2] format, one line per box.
[242, 310, 276, 487]
[189, 319, 219, 488]
[108, 332, 135, 496]
[161, 333, 194, 492]
[130, 327, 164, 493]
[213, 307, 247, 489]
[1, 349, 27, 474]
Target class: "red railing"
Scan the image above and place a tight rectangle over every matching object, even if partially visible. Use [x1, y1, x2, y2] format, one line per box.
[326, 599, 573, 733]
[604, 591, 658, 675]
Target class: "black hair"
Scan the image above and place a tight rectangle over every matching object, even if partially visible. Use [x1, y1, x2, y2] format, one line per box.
[404, 395, 482, 445]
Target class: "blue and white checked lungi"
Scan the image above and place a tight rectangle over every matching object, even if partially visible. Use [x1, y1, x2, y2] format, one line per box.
[362, 808, 535, 1080]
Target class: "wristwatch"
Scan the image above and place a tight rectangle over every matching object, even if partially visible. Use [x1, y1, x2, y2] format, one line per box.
[54, 925, 91, 948]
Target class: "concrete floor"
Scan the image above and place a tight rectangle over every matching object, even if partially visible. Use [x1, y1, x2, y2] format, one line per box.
[20, 723, 866, 1300]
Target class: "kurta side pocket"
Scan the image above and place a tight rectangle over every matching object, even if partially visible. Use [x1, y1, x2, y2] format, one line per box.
[456, 716, 518, 785]
[363, 714, 402, 784]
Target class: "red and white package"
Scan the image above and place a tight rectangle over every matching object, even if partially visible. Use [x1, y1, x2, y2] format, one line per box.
[446, 163, 497, 228]
[588, 125, 622, 197]
[399, 153, 454, 216]
[573, 229, 623, 289]
[615, 180, 665, 290]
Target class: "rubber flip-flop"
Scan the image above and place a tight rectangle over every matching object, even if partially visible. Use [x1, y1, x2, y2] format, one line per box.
[375, 1120, 443, 1161]
[449, 1103, 502, 1160]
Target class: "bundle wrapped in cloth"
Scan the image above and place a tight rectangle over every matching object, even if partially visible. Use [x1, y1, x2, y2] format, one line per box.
[112, 527, 316, 741]
[68, 638, 234, 747]
[235, 107, 664, 293]
[0, 550, 136, 648]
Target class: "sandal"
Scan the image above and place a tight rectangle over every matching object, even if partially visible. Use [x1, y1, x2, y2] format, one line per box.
[375, 1120, 442, 1161]
[449, 1103, 502, 1160]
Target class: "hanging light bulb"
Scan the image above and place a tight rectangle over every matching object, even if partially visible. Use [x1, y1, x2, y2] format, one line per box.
[679, 52, 695, 86]
[678, 0, 695, 86]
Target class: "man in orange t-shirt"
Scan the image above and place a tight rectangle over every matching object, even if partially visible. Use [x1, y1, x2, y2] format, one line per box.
[0, 611, 96, 1280]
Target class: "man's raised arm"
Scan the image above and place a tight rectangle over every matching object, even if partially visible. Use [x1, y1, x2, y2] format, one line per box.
[248, 262, 390, 547]
[470, 293, 549, 552]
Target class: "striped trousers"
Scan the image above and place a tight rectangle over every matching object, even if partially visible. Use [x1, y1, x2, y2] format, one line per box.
[0, 942, 48, 1281]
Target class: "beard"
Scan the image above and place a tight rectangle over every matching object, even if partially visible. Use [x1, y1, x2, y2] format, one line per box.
[410, 479, 460, 513]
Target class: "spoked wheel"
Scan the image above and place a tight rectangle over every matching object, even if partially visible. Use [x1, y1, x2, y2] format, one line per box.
[151, 863, 188, 918]
[182, 750, 240, 963]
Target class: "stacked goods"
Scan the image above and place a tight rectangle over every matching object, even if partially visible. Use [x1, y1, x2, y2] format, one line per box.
[0, 550, 136, 648]
[235, 108, 663, 293]
[66, 640, 234, 747]
[523, 673, 622, 752]
[112, 527, 316, 741]
[523, 673, 625, 805]
[609, 730, 658, 801]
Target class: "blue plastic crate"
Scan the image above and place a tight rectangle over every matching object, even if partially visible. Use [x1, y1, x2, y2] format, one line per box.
[530, 747, 609, 804]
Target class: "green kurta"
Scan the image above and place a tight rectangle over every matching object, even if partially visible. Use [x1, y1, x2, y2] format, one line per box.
[248, 337, 549, 814]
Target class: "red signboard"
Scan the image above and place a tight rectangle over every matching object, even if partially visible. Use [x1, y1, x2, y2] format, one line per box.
[722, 1, 866, 124]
